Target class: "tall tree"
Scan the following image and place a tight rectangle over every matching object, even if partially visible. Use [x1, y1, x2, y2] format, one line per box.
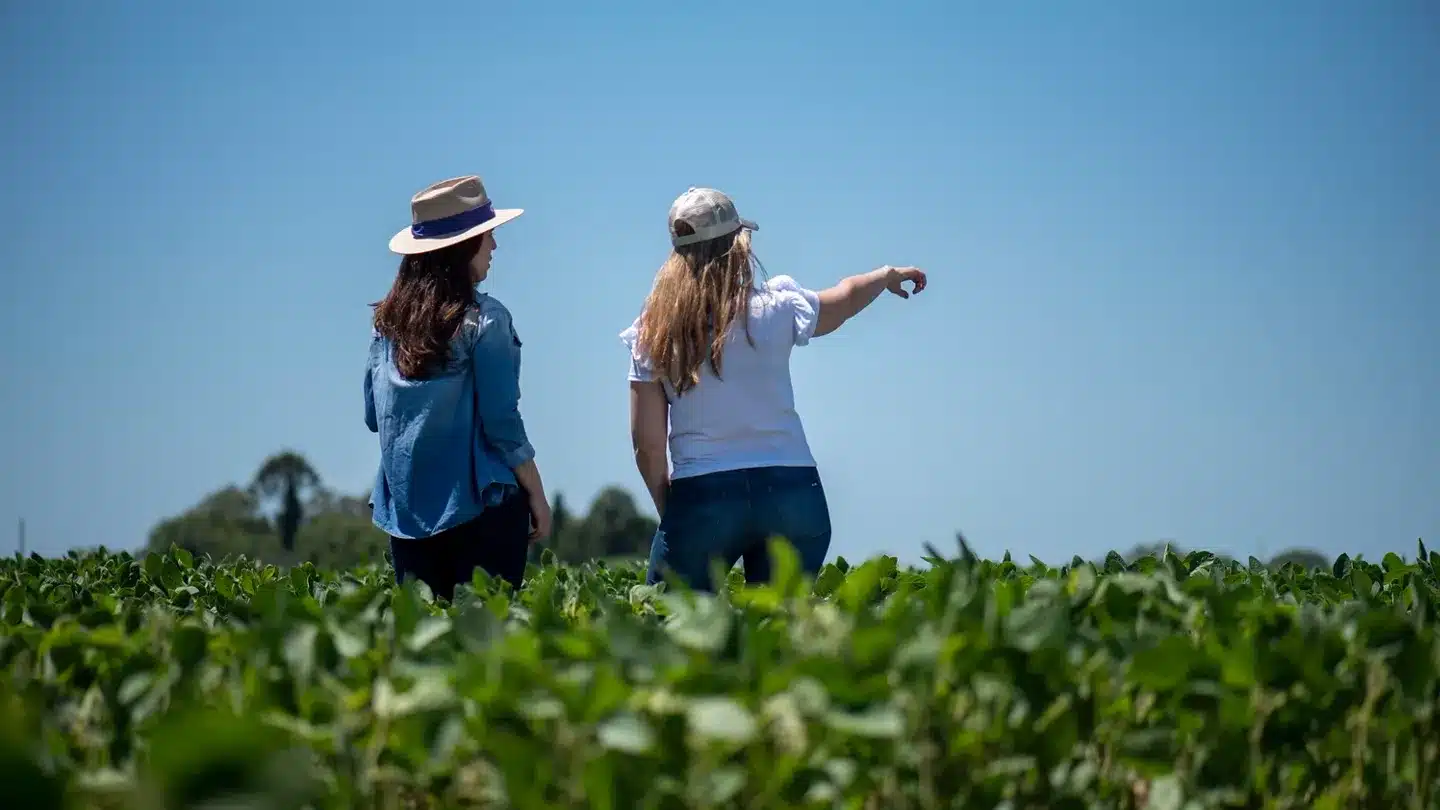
[250, 451, 321, 552]
[573, 486, 657, 562]
[552, 493, 573, 543]
[532, 487, 656, 565]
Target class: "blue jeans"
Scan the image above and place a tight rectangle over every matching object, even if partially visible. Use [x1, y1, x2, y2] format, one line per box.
[645, 465, 832, 591]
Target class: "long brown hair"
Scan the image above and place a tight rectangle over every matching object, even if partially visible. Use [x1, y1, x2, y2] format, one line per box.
[372, 233, 485, 379]
[635, 222, 760, 395]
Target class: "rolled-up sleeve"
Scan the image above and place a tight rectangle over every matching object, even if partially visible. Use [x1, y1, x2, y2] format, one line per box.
[472, 314, 536, 469]
[619, 319, 657, 383]
[766, 275, 821, 346]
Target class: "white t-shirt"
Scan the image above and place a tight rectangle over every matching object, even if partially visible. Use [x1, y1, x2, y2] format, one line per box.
[620, 275, 822, 480]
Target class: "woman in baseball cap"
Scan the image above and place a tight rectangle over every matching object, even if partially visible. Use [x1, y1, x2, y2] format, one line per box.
[620, 186, 926, 592]
[364, 175, 551, 599]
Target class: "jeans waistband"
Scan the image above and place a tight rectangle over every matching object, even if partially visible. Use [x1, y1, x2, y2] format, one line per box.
[669, 464, 820, 498]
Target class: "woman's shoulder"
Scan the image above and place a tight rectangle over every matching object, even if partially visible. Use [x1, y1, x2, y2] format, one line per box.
[753, 274, 819, 314]
[761, 274, 809, 295]
[472, 292, 514, 321]
[459, 293, 515, 342]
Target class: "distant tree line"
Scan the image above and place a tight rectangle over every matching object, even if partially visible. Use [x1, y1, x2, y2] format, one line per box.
[146, 450, 1337, 575]
[1118, 542, 1331, 572]
[145, 450, 657, 570]
[945, 536, 1335, 573]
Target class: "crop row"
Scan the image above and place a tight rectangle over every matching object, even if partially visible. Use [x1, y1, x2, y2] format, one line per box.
[2, 541, 1438, 809]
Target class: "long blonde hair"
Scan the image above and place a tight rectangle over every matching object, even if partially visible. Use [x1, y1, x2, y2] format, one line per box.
[635, 222, 760, 396]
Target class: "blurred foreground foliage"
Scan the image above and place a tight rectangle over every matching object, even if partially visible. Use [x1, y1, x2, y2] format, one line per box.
[2, 538, 1437, 809]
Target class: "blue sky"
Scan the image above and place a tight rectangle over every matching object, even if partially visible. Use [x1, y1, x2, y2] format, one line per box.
[1, 1, 1435, 566]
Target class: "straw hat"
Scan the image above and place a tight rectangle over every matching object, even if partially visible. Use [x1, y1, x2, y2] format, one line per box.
[388, 175, 523, 255]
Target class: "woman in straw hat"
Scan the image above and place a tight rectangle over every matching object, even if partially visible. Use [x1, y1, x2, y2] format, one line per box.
[620, 187, 926, 592]
[364, 175, 551, 599]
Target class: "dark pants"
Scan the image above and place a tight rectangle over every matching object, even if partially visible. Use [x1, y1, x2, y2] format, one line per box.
[645, 465, 832, 592]
[388, 490, 531, 599]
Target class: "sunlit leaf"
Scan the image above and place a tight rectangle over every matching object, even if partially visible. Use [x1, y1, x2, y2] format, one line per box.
[686, 697, 757, 745]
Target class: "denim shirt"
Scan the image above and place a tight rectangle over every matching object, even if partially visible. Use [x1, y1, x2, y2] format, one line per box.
[364, 293, 534, 540]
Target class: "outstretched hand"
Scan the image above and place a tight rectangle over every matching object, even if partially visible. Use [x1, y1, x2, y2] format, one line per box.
[883, 266, 927, 299]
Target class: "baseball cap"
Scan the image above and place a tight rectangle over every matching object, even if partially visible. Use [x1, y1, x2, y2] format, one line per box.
[667, 187, 758, 247]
